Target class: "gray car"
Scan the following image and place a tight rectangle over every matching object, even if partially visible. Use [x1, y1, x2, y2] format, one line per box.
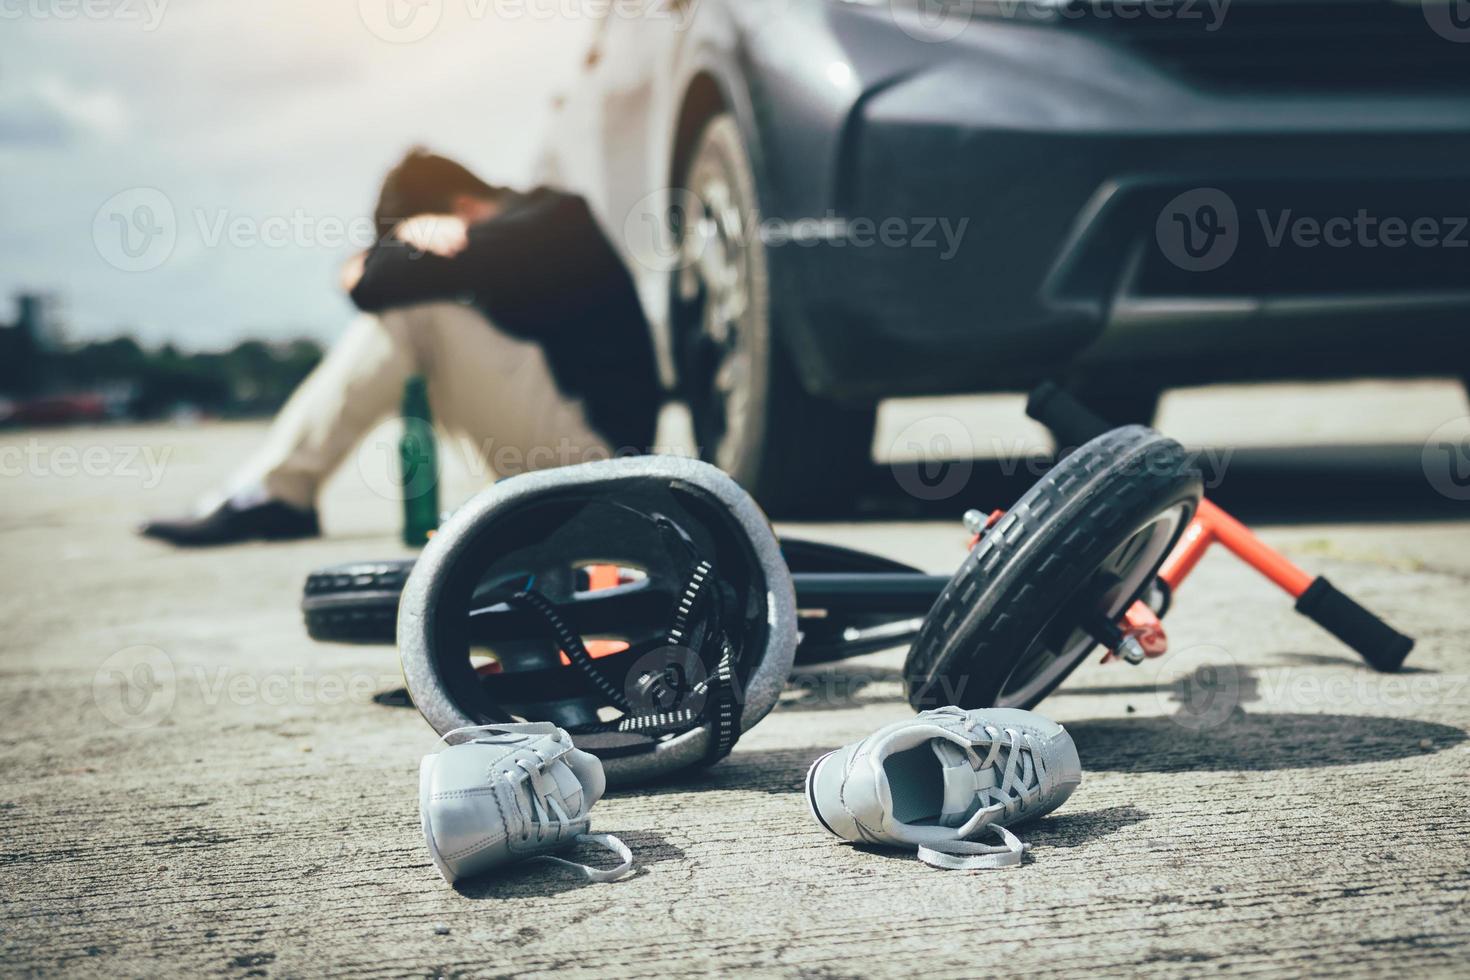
[542, 0, 1470, 509]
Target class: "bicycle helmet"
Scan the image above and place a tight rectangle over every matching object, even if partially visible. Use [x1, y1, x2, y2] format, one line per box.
[398, 455, 797, 786]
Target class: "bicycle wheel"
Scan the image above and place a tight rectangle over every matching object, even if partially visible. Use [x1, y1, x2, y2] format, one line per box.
[302, 560, 414, 644]
[904, 426, 1202, 711]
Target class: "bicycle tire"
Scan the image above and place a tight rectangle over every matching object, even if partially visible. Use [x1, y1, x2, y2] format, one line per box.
[904, 426, 1202, 711]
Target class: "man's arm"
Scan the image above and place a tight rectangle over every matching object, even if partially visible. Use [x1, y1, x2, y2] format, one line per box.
[350, 191, 591, 321]
[348, 216, 477, 312]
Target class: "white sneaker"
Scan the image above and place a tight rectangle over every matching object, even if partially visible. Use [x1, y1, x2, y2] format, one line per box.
[805, 707, 1081, 869]
[420, 723, 632, 884]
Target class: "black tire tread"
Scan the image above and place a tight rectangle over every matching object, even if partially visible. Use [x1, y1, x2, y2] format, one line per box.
[301, 560, 414, 644]
[904, 426, 1201, 710]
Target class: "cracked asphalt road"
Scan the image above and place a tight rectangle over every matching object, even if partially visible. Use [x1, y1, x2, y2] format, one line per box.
[2, 382, 1468, 977]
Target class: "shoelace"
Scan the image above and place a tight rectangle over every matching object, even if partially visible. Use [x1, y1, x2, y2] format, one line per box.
[918, 825, 1028, 871]
[918, 715, 1046, 871]
[504, 756, 633, 883]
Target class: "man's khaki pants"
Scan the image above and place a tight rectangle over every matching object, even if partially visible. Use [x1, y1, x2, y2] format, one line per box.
[230, 302, 611, 509]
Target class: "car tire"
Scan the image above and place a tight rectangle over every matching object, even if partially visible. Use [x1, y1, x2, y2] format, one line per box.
[674, 112, 875, 517]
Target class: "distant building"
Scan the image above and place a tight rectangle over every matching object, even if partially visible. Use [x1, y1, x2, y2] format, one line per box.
[0, 294, 46, 395]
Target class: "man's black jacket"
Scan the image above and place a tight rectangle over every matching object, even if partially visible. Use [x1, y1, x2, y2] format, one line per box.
[351, 188, 659, 453]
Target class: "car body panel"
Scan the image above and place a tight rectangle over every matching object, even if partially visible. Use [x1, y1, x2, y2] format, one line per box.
[543, 0, 1470, 401]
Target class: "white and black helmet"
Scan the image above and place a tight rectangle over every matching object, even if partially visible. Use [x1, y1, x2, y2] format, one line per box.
[398, 456, 797, 787]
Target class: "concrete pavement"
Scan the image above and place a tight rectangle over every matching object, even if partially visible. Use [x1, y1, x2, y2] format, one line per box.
[2, 382, 1468, 977]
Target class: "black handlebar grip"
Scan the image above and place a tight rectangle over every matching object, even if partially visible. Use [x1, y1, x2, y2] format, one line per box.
[1026, 382, 1112, 446]
[1294, 576, 1414, 672]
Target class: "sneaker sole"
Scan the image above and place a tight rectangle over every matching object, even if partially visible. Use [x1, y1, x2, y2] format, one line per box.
[804, 751, 841, 839]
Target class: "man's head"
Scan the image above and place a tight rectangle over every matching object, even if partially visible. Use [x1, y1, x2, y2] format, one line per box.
[374, 147, 505, 238]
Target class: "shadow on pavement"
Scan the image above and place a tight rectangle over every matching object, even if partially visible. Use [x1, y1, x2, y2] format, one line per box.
[1023, 804, 1150, 849]
[452, 829, 684, 900]
[847, 805, 1147, 865]
[1068, 711, 1466, 773]
[625, 746, 827, 798]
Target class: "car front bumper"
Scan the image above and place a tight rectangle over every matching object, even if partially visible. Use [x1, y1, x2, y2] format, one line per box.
[767, 3, 1470, 401]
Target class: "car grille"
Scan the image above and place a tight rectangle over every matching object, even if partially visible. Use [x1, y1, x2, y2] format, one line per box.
[1059, 0, 1470, 92]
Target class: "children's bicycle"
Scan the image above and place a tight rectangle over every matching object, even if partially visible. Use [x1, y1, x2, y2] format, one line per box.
[302, 385, 1413, 751]
[903, 384, 1413, 710]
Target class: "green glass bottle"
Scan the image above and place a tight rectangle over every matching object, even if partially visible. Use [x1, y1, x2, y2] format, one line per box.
[399, 375, 440, 547]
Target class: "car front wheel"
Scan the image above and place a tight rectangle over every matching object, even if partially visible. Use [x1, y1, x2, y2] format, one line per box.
[673, 112, 875, 517]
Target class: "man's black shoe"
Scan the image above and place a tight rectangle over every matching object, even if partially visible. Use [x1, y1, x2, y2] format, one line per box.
[139, 499, 320, 547]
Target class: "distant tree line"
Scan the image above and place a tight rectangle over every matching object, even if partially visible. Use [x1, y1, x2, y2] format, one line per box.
[0, 297, 322, 419]
[51, 336, 324, 418]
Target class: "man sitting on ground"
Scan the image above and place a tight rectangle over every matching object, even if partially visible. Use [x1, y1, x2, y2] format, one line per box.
[141, 148, 659, 546]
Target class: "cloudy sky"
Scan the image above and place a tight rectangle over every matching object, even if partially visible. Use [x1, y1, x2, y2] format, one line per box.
[1, 0, 592, 349]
